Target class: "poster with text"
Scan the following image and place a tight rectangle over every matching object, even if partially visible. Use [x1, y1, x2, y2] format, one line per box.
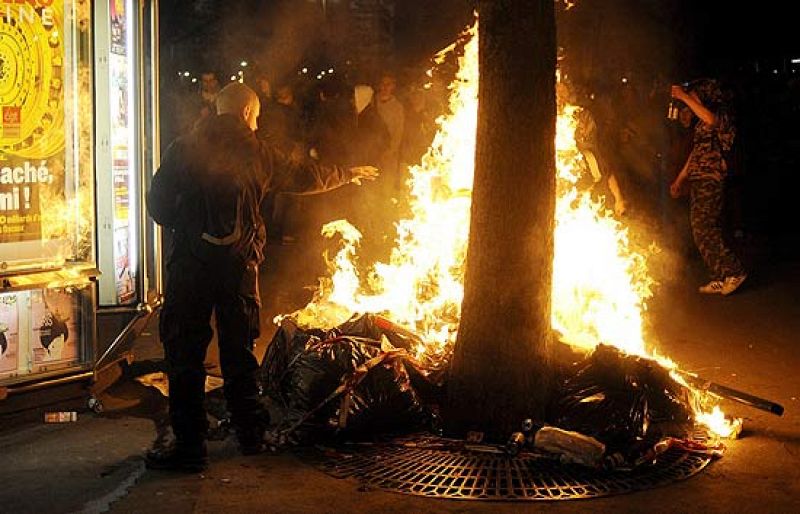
[0, 3, 65, 251]
[0, 293, 20, 376]
[30, 288, 80, 368]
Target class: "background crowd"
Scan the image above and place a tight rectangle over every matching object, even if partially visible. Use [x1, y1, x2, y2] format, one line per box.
[159, 49, 800, 282]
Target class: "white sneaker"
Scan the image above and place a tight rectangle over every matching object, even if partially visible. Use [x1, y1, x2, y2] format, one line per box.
[698, 280, 724, 294]
[721, 274, 747, 295]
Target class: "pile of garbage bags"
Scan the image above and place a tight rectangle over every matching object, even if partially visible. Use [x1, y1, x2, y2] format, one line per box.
[261, 317, 716, 469]
[537, 344, 702, 469]
[260, 315, 440, 443]
[550, 344, 695, 453]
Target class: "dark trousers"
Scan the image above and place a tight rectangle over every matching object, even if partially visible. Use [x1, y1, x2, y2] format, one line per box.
[160, 252, 264, 444]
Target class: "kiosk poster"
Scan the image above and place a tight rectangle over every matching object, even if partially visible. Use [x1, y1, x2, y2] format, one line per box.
[30, 288, 80, 367]
[0, 3, 65, 247]
[0, 293, 20, 376]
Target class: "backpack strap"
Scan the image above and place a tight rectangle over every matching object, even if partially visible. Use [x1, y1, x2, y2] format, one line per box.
[199, 200, 243, 246]
[200, 225, 242, 246]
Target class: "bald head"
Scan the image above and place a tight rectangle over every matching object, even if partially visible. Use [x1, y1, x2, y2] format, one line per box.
[216, 83, 260, 131]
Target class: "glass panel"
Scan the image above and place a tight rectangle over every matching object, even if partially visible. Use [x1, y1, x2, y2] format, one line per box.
[0, 292, 22, 380]
[0, 1, 95, 273]
[1, 284, 94, 383]
[29, 285, 89, 373]
[96, 0, 139, 305]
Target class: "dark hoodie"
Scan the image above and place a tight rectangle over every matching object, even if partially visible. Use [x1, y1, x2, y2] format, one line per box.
[148, 114, 352, 297]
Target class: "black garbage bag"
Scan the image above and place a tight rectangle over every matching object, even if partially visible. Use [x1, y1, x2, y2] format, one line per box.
[260, 314, 419, 399]
[550, 344, 694, 452]
[326, 314, 447, 403]
[260, 317, 326, 395]
[261, 318, 429, 442]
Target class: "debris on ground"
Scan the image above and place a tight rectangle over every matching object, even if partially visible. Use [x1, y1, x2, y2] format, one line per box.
[261, 315, 437, 443]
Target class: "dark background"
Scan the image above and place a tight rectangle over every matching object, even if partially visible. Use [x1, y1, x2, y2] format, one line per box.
[159, 0, 800, 255]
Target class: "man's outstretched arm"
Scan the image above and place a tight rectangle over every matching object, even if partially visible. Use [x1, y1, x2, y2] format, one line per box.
[264, 144, 378, 194]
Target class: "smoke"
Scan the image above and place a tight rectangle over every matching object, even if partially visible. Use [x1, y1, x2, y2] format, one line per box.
[557, 0, 696, 294]
[238, 1, 326, 86]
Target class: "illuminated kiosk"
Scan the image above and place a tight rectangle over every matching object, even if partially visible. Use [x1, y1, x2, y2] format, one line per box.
[0, 1, 161, 407]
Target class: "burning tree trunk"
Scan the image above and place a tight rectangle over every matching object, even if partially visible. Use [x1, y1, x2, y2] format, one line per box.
[446, 0, 557, 438]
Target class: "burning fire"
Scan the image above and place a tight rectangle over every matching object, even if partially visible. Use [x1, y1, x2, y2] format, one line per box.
[552, 102, 655, 357]
[289, 22, 739, 438]
[292, 23, 478, 358]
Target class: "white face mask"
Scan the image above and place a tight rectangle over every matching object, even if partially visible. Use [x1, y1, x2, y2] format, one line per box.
[354, 85, 374, 115]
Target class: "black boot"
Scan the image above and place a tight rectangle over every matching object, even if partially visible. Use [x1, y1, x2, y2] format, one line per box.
[236, 425, 267, 455]
[235, 410, 271, 455]
[145, 441, 208, 472]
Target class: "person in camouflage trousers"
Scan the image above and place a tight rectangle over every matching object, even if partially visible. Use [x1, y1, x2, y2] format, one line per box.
[669, 79, 747, 295]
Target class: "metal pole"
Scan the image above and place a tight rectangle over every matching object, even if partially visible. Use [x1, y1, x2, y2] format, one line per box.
[706, 382, 785, 417]
[150, 0, 163, 298]
[3, 372, 94, 396]
[678, 371, 785, 416]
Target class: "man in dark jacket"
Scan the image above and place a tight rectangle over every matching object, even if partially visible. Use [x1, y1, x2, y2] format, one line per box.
[146, 83, 377, 472]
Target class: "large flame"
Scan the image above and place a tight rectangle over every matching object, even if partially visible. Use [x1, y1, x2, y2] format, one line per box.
[289, 22, 738, 438]
[292, 23, 479, 360]
[552, 103, 654, 357]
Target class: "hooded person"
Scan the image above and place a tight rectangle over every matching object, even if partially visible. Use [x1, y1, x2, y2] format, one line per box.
[375, 73, 405, 182]
[689, 79, 726, 110]
[145, 82, 378, 472]
[669, 78, 746, 296]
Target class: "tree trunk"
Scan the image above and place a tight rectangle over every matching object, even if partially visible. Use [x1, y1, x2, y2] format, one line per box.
[446, 0, 556, 439]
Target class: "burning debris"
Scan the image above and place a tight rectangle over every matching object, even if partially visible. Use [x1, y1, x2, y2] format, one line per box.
[262, 315, 745, 471]
[262, 21, 783, 472]
[552, 345, 697, 450]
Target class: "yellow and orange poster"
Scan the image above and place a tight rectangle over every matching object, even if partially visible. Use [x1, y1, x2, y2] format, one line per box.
[0, 2, 64, 244]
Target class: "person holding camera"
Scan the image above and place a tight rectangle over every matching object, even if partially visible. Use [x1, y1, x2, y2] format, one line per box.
[669, 79, 746, 295]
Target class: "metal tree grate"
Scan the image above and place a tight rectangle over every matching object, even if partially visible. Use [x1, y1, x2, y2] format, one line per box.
[307, 434, 714, 500]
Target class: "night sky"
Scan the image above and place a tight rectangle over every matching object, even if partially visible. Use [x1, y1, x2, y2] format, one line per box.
[159, 0, 800, 243]
[159, 1, 800, 78]
[694, 0, 800, 61]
